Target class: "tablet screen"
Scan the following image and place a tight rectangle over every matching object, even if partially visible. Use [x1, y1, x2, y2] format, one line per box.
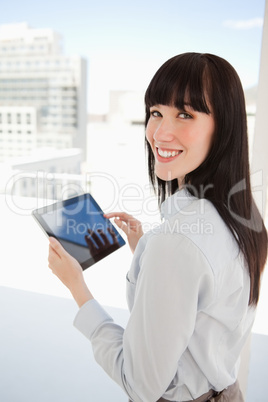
[32, 193, 125, 270]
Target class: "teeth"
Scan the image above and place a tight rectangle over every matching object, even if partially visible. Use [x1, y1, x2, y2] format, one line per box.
[157, 148, 181, 158]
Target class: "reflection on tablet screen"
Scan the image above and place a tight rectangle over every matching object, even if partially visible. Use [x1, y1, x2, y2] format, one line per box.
[32, 193, 125, 270]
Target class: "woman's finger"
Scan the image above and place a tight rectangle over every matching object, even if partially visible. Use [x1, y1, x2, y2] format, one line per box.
[113, 218, 131, 235]
[48, 243, 58, 259]
[49, 237, 67, 257]
[104, 212, 136, 224]
[105, 212, 141, 229]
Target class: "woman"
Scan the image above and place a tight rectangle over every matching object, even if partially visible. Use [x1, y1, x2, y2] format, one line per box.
[48, 53, 267, 401]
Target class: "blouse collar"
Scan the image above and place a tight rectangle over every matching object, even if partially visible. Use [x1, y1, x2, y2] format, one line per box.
[160, 188, 196, 220]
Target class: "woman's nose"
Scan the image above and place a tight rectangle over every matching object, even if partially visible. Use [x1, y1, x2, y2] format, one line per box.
[153, 119, 175, 143]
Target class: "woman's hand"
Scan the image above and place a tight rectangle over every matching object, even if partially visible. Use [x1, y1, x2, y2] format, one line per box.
[104, 212, 144, 254]
[48, 237, 93, 307]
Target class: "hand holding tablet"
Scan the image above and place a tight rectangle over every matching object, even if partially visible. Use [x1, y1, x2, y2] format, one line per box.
[32, 193, 126, 270]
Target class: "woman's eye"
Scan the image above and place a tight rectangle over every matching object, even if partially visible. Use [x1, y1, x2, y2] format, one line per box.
[150, 110, 161, 117]
[179, 112, 192, 119]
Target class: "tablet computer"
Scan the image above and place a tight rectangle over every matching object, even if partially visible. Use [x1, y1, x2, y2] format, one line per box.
[32, 193, 125, 270]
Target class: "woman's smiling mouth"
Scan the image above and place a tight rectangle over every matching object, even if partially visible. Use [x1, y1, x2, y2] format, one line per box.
[156, 147, 183, 161]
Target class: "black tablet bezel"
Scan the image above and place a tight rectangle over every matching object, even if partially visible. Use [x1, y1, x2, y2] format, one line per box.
[32, 193, 125, 270]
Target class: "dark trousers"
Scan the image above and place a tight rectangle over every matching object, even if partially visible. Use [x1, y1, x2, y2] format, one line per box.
[129, 380, 244, 402]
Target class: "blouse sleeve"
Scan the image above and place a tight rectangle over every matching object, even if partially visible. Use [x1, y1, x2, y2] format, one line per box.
[74, 231, 214, 402]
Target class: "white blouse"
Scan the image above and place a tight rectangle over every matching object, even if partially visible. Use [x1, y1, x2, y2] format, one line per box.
[74, 188, 255, 402]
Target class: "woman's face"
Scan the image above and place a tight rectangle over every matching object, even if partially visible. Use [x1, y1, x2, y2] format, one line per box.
[146, 104, 215, 186]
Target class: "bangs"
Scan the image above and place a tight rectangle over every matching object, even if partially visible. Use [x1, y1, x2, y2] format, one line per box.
[145, 53, 211, 115]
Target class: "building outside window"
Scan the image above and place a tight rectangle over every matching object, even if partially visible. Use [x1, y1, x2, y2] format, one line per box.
[0, 23, 87, 163]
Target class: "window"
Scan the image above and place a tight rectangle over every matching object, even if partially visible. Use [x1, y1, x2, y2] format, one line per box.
[17, 114, 21, 124]
[26, 114, 31, 124]
[7, 114, 11, 124]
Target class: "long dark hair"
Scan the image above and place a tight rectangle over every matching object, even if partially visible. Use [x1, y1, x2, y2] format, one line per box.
[145, 52, 267, 305]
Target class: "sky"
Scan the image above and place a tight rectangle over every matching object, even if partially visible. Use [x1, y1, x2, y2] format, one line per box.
[1, 0, 266, 113]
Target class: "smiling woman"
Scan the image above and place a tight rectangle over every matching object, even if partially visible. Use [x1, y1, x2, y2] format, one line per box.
[48, 52, 267, 402]
[146, 104, 215, 185]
